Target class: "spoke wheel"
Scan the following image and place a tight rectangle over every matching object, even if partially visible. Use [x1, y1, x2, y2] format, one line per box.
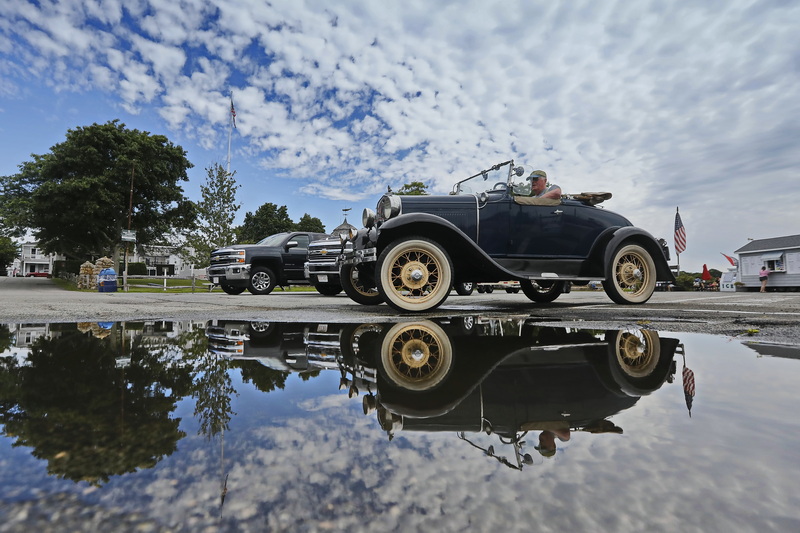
[607, 329, 669, 396]
[521, 280, 564, 303]
[340, 264, 382, 305]
[379, 321, 453, 391]
[247, 266, 276, 295]
[377, 237, 452, 312]
[603, 244, 657, 304]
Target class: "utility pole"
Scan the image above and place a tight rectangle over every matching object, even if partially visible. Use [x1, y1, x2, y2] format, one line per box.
[123, 162, 135, 292]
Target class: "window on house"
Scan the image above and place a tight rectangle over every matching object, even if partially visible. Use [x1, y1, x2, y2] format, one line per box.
[762, 252, 785, 272]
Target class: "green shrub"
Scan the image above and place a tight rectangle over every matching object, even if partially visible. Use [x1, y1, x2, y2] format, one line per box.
[124, 262, 148, 275]
[54, 260, 82, 277]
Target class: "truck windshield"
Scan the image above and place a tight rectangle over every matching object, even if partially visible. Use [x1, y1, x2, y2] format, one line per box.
[453, 161, 512, 195]
[257, 233, 289, 246]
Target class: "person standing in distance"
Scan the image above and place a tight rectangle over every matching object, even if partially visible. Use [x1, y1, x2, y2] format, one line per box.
[759, 265, 770, 293]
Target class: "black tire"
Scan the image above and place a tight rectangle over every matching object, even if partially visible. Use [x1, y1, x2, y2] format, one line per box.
[314, 283, 343, 296]
[476, 286, 486, 293]
[378, 321, 453, 391]
[505, 287, 520, 294]
[220, 283, 246, 295]
[376, 236, 453, 312]
[247, 266, 277, 295]
[340, 264, 383, 305]
[247, 321, 277, 340]
[454, 282, 474, 296]
[602, 244, 657, 304]
[521, 280, 564, 303]
[484, 285, 494, 293]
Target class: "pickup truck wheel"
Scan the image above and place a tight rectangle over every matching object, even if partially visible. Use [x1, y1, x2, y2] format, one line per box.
[377, 236, 453, 312]
[220, 283, 246, 295]
[602, 244, 657, 304]
[379, 321, 453, 391]
[314, 283, 343, 296]
[521, 280, 563, 303]
[247, 266, 277, 295]
[340, 264, 382, 305]
[454, 282, 474, 296]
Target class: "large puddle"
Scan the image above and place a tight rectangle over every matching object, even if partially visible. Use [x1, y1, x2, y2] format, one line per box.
[1, 318, 799, 531]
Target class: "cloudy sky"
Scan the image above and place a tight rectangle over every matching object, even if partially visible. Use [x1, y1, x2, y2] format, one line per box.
[1, 0, 798, 272]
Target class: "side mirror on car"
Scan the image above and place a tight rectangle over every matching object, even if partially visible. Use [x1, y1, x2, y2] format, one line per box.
[514, 166, 525, 177]
[285, 241, 298, 250]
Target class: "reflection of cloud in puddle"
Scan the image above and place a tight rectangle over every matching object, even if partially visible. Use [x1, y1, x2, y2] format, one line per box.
[26, 335, 800, 531]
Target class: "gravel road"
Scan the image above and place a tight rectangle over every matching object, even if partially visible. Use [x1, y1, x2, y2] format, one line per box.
[2, 276, 799, 345]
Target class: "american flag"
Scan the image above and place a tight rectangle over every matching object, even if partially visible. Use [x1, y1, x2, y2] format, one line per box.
[230, 97, 237, 128]
[674, 209, 686, 254]
[682, 364, 695, 417]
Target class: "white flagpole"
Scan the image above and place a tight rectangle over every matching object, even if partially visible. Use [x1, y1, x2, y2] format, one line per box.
[227, 92, 234, 174]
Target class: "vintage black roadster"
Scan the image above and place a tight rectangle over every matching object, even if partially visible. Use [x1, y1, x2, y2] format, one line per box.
[338, 160, 674, 312]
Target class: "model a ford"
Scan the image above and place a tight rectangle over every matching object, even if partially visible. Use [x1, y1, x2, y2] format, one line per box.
[337, 160, 674, 312]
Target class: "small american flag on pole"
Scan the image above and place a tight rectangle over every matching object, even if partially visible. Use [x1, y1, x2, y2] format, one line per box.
[230, 96, 237, 129]
[674, 208, 686, 254]
[682, 364, 695, 417]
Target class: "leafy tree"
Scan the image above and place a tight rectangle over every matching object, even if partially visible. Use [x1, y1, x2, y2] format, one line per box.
[294, 213, 326, 233]
[180, 163, 240, 268]
[0, 325, 191, 485]
[396, 181, 429, 195]
[236, 202, 294, 243]
[0, 120, 195, 260]
[0, 237, 18, 273]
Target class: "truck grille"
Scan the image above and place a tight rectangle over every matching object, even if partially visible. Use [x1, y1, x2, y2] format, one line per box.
[307, 240, 347, 263]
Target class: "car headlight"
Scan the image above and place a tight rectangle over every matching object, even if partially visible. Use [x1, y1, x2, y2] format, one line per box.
[362, 208, 376, 228]
[377, 195, 402, 221]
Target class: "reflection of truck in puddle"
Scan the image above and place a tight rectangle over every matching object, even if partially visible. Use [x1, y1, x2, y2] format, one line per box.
[206, 320, 339, 372]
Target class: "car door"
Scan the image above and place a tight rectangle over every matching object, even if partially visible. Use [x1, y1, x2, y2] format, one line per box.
[283, 233, 311, 280]
[507, 202, 579, 258]
[476, 193, 512, 257]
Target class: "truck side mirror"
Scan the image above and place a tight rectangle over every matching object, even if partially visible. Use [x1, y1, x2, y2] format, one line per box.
[285, 241, 298, 250]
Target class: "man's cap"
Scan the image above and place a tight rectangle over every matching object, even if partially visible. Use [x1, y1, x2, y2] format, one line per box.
[527, 170, 547, 181]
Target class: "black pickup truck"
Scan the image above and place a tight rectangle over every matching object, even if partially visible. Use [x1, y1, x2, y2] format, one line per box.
[208, 231, 332, 295]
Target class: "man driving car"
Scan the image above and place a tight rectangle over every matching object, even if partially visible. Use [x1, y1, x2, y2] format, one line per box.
[528, 170, 562, 199]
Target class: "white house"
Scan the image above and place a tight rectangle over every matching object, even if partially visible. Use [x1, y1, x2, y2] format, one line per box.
[734, 234, 800, 291]
[14, 242, 65, 277]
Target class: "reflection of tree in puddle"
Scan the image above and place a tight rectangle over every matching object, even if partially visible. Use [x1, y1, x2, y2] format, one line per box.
[0, 324, 192, 485]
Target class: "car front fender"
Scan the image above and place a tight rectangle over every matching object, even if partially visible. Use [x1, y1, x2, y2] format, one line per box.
[376, 213, 514, 282]
[601, 227, 675, 282]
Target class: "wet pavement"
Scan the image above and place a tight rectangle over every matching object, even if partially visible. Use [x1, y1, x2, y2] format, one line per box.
[1, 318, 799, 532]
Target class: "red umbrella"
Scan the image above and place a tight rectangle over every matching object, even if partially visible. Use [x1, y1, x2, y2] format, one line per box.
[701, 264, 712, 281]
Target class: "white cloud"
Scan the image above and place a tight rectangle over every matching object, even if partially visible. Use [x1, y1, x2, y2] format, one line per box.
[2, 0, 800, 268]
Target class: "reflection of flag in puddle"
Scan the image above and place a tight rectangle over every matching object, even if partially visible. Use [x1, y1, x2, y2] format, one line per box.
[682, 364, 696, 417]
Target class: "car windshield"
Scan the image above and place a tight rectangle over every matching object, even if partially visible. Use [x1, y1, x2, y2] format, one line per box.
[453, 161, 515, 195]
[257, 233, 288, 246]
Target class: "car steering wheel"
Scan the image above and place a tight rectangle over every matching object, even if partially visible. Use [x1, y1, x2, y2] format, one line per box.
[492, 182, 507, 190]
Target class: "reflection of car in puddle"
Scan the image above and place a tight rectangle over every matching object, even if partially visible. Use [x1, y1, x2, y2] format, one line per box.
[350, 318, 683, 470]
[206, 320, 339, 372]
[205, 318, 685, 469]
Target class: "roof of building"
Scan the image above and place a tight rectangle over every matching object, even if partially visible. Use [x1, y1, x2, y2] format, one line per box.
[734, 234, 800, 254]
[332, 218, 357, 233]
